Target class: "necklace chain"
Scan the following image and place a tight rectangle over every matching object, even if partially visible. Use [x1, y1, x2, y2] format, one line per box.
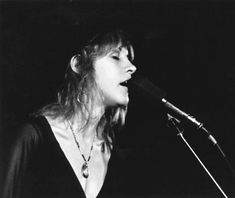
[68, 121, 95, 179]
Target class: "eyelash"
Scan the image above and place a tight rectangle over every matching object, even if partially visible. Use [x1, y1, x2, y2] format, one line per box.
[111, 55, 120, 60]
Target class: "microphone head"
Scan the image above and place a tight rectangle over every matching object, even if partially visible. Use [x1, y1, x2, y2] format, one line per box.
[130, 74, 166, 100]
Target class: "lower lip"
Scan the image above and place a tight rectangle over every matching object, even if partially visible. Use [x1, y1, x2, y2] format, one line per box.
[120, 85, 128, 90]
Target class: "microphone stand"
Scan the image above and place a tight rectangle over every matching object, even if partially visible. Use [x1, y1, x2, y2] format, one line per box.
[167, 114, 229, 198]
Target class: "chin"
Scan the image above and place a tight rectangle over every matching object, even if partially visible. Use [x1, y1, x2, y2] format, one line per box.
[104, 93, 129, 107]
[117, 97, 129, 106]
[105, 99, 128, 107]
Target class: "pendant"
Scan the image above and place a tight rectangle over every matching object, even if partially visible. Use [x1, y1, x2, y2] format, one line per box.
[81, 162, 89, 179]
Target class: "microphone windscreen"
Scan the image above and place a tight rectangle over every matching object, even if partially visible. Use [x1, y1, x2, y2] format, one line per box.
[130, 74, 166, 100]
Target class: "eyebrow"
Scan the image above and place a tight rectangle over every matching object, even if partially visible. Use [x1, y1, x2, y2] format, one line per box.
[117, 46, 129, 56]
[110, 48, 121, 53]
[109, 46, 133, 60]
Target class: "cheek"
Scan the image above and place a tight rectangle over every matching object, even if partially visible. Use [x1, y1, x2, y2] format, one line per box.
[94, 60, 120, 88]
[95, 68, 115, 90]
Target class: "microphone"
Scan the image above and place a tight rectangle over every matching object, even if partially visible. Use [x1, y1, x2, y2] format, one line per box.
[131, 75, 235, 176]
[130, 74, 218, 145]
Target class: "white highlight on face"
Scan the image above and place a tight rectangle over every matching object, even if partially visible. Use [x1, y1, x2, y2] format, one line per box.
[94, 46, 136, 107]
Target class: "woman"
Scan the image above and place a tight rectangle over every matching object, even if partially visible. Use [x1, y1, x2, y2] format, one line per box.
[3, 29, 137, 198]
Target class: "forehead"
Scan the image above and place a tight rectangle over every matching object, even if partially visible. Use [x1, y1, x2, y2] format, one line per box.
[107, 44, 134, 58]
[110, 45, 129, 53]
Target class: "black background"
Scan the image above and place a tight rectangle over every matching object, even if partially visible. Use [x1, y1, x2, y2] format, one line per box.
[1, 0, 235, 197]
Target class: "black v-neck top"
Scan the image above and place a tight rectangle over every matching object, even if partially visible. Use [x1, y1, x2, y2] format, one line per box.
[3, 116, 123, 198]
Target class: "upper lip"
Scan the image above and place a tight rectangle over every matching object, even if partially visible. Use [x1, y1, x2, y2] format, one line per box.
[120, 77, 131, 86]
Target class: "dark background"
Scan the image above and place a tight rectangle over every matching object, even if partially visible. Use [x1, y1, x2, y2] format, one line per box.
[1, 0, 235, 197]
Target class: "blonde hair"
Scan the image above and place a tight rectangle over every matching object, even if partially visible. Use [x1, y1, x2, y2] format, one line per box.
[39, 29, 134, 149]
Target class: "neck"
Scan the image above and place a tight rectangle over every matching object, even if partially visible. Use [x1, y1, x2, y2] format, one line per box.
[69, 105, 105, 142]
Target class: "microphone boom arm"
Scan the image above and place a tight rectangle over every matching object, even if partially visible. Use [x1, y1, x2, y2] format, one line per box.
[167, 114, 229, 198]
[162, 98, 219, 146]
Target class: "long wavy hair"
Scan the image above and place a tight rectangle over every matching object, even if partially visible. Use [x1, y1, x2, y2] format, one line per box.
[39, 29, 134, 150]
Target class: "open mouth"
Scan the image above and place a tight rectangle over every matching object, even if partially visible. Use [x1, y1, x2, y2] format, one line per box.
[119, 81, 128, 87]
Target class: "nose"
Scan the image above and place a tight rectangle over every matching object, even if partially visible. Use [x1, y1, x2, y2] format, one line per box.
[126, 62, 137, 75]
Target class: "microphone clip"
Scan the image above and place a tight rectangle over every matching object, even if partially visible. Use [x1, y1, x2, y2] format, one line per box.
[167, 113, 184, 135]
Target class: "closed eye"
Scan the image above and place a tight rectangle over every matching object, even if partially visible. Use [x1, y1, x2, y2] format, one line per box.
[109, 49, 121, 60]
[111, 55, 120, 60]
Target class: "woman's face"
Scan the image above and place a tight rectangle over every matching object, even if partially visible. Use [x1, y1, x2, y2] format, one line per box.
[94, 45, 136, 107]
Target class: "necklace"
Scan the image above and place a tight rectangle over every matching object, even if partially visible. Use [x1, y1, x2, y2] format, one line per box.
[68, 121, 95, 179]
